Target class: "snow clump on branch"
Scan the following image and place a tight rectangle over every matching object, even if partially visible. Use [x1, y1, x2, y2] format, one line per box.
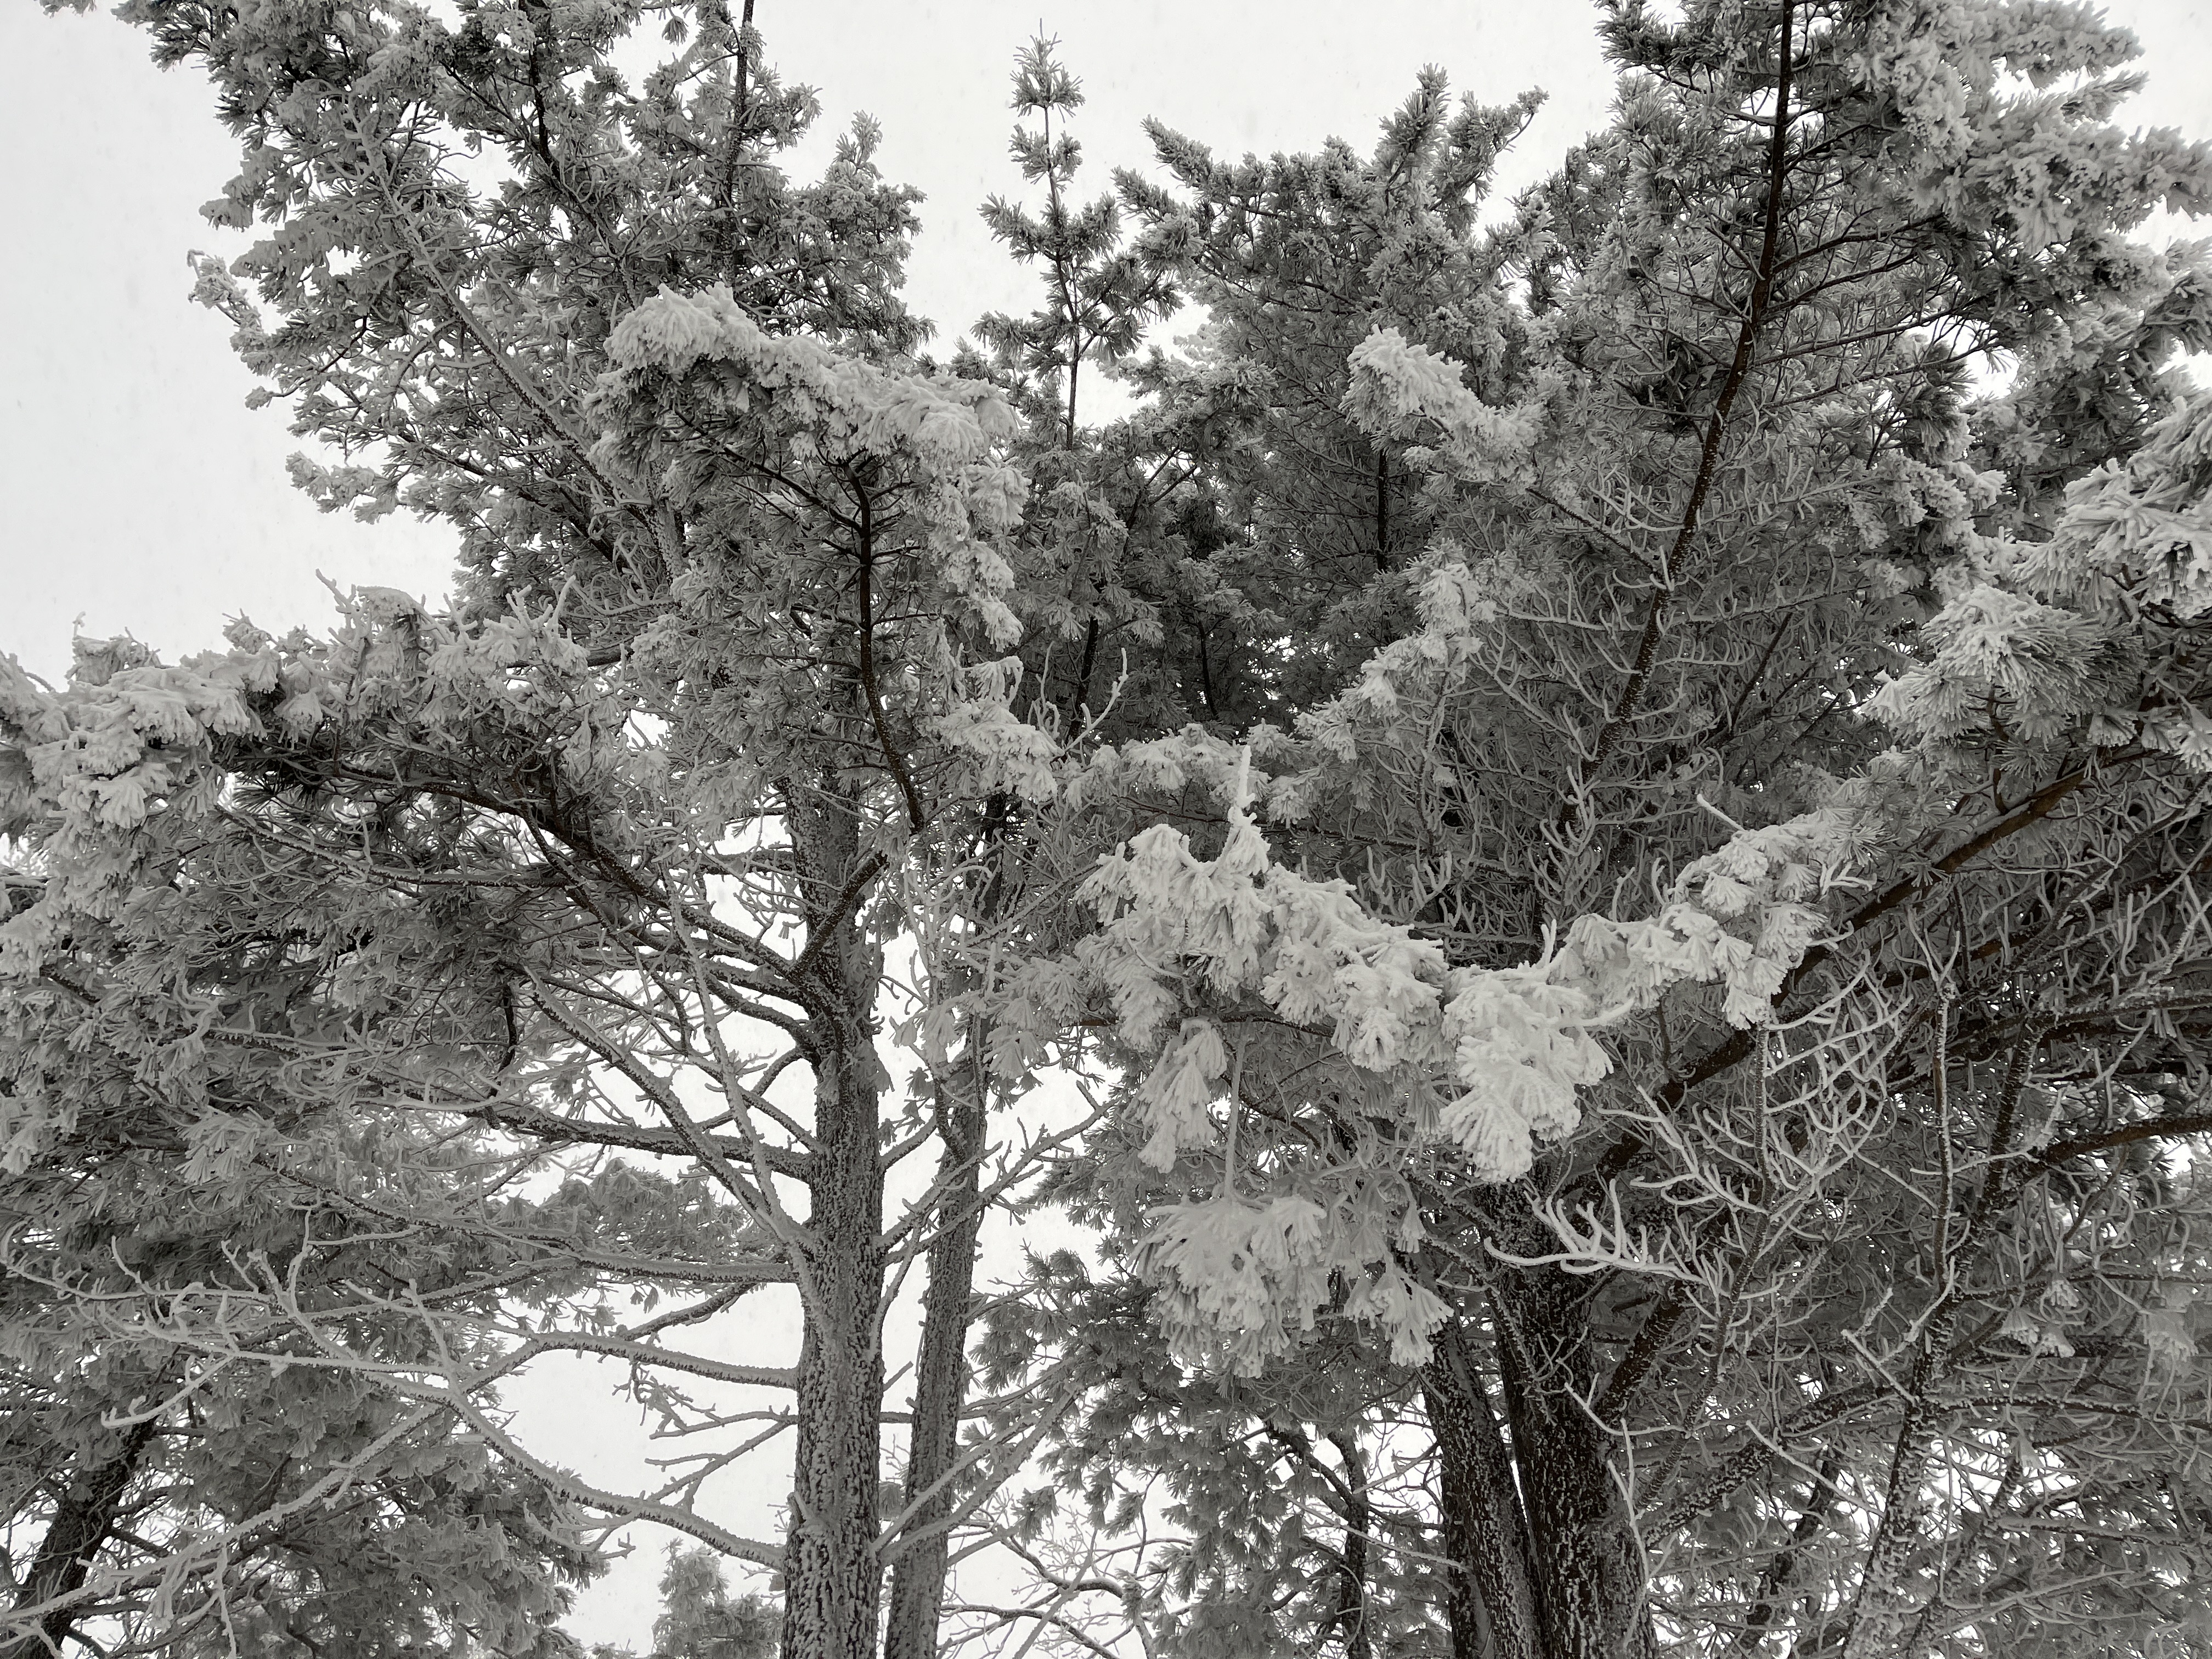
[1076, 747, 1868, 1369]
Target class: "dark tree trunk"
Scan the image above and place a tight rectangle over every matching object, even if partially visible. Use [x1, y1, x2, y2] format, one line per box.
[1728, 1449, 1841, 1657]
[881, 1063, 988, 1659]
[780, 789, 889, 1659]
[1068, 617, 1101, 729]
[1424, 1320, 1541, 1659]
[887, 797, 1017, 1659]
[1374, 446, 1390, 571]
[2, 1417, 159, 1659]
[1493, 1270, 1654, 1659]
[780, 1030, 888, 1659]
[1327, 1429, 1375, 1659]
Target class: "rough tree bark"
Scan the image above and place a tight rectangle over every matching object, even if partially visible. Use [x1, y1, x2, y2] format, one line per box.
[778, 778, 889, 1659]
[1327, 1427, 1374, 1659]
[1423, 1319, 1541, 1659]
[2, 1418, 160, 1659]
[881, 1058, 988, 1659]
[1493, 1269, 1654, 1659]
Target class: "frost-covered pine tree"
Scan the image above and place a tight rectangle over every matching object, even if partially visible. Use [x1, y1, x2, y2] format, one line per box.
[962, 2, 2212, 1656]
[0, 737, 599, 1656]
[4, 4, 1056, 1657]
[10, 1, 2212, 1657]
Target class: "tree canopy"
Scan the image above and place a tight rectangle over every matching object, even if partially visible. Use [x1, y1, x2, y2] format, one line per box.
[8, 2, 2212, 1657]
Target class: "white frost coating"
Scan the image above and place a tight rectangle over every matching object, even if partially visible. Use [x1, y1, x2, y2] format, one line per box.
[1438, 966, 1611, 1181]
[928, 656, 1061, 802]
[1844, 0, 2171, 245]
[1290, 550, 1510, 780]
[1561, 808, 1859, 1029]
[1135, 1187, 1448, 1374]
[1079, 752, 1451, 1072]
[600, 286, 1031, 651]
[603, 284, 1023, 475]
[2030, 394, 2212, 618]
[1342, 327, 1548, 484]
[1134, 1019, 1231, 1170]
[1, 657, 267, 864]
[1865, 584, 2109, 742]
[1134, 1192, 1334, 1365]
[1872, 393, 2212, 762]
[2145, 1288, 2199, 1374]
[1084, 748, 1862, 1369]
[927, 700, 1060, 803]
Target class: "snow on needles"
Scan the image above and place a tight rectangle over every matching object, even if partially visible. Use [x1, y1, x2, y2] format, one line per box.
[602, 283, 1023, 472]
[1079, 749, 1867, 1370]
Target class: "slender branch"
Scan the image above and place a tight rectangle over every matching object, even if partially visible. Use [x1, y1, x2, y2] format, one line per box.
[1580, 0, 1797, 777]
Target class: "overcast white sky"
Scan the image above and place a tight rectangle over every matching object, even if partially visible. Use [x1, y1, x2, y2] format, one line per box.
[5, 0, 2212, 1645]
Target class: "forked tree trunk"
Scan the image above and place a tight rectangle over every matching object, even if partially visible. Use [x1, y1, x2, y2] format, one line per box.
[1425, 1271, 1655, 1659]
[1424, 1319, 1541, 1659]
[886, 800, 1017, 1659]
[1493, 1270, 1653, 1659]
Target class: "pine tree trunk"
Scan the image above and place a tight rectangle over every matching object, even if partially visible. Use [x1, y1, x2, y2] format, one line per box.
[2, 1417, 159, 1659]
[1423, 1319, 1541, 1659]
[1728, 1450, 1841, 1658]
[1493, 1271, 1654, 1659]
[1838, 1319, 1951, 1659]
[881, 1067, 988, 1659]
[885, 798, 1019, 1659]
[779, 793, 889, 1659]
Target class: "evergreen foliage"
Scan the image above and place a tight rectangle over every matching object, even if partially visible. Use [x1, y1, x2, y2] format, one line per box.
[9, 1, 2212, 1656]
[589, 1545, 776, 1659]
